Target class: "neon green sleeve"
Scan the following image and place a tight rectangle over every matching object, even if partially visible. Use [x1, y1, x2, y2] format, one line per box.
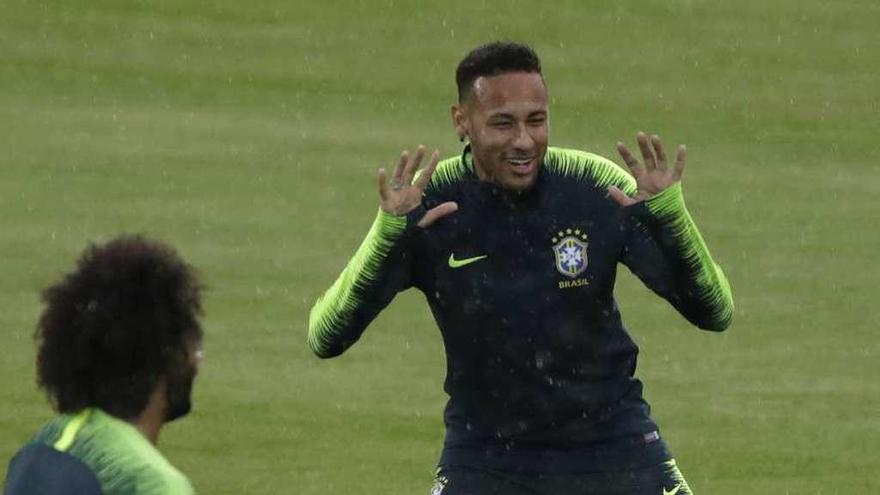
[625, 183, 734, 331]
[308, 209, 411, 357]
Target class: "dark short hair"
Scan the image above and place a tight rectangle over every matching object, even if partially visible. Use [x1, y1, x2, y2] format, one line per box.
[455, 41, 543, 102]
[35, 235, 203, 419]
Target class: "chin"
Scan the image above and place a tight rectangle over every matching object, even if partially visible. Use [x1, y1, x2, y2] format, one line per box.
[164, 401, 191, 423]
[501, 175, 538, 192]
[164, 371, 196, 422]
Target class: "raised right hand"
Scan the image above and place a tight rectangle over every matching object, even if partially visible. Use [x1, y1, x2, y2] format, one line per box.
[378, 145, 458, 228]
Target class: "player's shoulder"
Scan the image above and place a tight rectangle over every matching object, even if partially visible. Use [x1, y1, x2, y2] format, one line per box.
[123, 463, 194, 495]
[26, 414, 68, 444]
[423, 153, 472, 190]
[67, 410, 194, 494]
[543, 146, 636, 193]
[4, 442, 104, 494]
[6, 412, 192, 495]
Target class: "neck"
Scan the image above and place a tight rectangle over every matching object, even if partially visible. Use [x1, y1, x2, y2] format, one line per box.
[468, 152, 535, 200]
[130, 382, 167, 445]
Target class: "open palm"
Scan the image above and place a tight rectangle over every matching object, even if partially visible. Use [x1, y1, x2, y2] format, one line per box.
[608, 131, 686, 207]
[378, 145, 458, 227]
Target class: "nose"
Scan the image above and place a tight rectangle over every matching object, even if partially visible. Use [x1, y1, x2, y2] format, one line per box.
[512, 123, 535, 150]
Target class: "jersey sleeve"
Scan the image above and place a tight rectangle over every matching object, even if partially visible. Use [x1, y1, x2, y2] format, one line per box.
[307, 208, 415, 358]
[621, 182, 734, 331]
[4, 444, 103, 495]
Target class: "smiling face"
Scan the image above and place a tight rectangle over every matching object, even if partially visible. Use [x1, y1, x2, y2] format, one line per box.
[452, 71, 549, 192]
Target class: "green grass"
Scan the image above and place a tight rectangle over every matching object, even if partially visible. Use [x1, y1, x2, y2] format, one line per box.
[2, 0, 878, 493]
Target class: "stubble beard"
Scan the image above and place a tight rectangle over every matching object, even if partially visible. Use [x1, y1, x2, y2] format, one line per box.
[164, 365, 196, 422]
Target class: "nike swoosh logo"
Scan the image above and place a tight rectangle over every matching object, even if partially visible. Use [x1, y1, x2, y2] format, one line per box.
[662, 484, 682, 495]
[448, 253, 488, 268]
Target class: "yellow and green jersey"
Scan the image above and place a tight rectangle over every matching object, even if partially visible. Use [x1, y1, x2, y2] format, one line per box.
[4, 408, 193, 494]
[309, 146, 733, 474]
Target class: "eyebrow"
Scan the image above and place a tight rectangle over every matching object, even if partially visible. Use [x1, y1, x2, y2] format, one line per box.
[488, 110, 547, 120]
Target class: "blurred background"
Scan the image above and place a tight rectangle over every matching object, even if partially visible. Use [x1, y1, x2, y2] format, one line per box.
[1, 1, 877, 493]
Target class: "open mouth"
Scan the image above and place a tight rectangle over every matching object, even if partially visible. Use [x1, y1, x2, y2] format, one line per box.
[506, 156, 536, 175]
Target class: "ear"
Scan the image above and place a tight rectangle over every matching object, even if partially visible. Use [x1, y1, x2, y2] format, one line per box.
[450, 103, 468, 142]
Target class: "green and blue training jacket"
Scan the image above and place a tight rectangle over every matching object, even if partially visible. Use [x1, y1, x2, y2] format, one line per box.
[4, 408, 193, 494]
[309, 146, 733, 474]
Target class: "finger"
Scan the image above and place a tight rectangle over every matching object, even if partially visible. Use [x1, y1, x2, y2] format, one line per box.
[403, 144, 425, 183]
[633, 191, 652, 203]
[673, 144, 686, 181]
[378, 168, 389, 201]
[616, 142, 641, 175]
[607, 186, 635, 207]
[651, 134, 667, 171]
[637, 131, 656, 170]
[414, 149, 441, 191]
[393, 150, 408, 183]
[417, 201, 459, 228]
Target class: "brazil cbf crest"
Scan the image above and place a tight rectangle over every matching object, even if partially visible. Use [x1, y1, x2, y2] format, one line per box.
[552, 229, 588, 278]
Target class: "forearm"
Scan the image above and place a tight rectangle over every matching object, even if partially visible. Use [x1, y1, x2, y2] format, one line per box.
[627, 183, 734, 330]
[308, 209, 410, 357]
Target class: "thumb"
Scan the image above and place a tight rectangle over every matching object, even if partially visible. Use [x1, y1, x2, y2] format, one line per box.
[607, 186, 635, 207]
[417, 202, 459, 228]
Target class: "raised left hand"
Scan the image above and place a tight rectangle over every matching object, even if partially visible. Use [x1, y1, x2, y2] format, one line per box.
[608, 131, 686, 207]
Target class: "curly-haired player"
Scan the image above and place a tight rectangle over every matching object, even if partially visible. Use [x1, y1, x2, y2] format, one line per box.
[4, 235, 204, 495]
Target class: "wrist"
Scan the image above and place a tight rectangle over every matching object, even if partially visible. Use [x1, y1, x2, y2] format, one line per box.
[644, 182, 685, 220]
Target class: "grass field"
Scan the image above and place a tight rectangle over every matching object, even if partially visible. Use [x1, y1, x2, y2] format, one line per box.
[2, 1, 878, 493]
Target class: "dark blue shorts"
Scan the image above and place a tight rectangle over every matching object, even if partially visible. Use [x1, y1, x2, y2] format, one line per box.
[429, 459, 693, 495]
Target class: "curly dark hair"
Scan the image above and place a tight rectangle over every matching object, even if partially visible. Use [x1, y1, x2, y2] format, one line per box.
[455, 41, 543, 102]
[35, 235, 203, 419]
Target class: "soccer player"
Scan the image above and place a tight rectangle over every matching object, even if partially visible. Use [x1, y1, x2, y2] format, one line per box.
[4, 236, 204, 495]
[308, 41, 733, 494]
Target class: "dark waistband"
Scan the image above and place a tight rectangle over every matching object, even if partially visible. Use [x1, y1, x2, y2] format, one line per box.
[438, 430, 671, 475]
